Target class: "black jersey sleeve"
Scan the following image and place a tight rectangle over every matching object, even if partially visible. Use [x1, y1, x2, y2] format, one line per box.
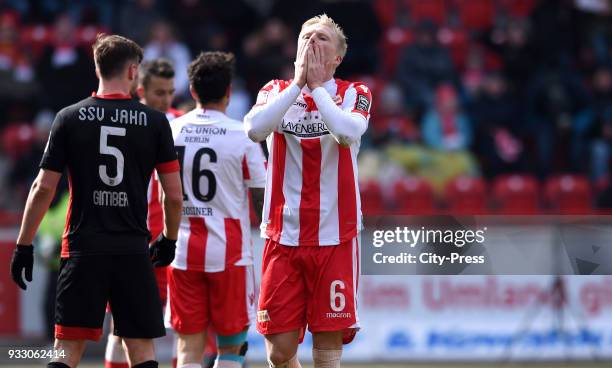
[40, 110, 68, 173]
[155, 115, 179, 173]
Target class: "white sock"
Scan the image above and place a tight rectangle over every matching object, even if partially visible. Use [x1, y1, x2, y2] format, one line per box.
[312, 348, 342, 368]
[214, 360, 241, 368]
[269, 354, 301, 368]
[104, 334, 128, 363]
[178, 364, 202, 368]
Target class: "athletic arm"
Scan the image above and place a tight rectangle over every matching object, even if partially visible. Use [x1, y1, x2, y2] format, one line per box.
[157, 171, 183, 241]
[16, 169, 62, 245]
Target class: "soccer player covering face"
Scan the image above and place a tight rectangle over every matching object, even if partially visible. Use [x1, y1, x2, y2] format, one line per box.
[10, 34, 183, 368]
[244, 14, 372, 368]
[168, 52, 266, 368]
[104, 58, 181, 368]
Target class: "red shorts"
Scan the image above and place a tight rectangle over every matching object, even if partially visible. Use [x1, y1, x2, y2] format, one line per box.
[168, 265, 255, 335]
[256, 236, 360, 344]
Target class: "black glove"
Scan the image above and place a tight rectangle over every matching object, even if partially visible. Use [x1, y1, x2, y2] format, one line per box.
[149, 234, 176, 267]
[11, 244, 34, 290]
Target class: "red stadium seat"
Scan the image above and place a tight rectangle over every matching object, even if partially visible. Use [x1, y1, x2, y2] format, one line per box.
[438, 27, 469, 69]
[594, 175, 610, 193]
[360, 179, 385, 215]
[1, 123, 35, 159]
[382, 27, 414, 75]
[493, 174, 540, 214]
[453, 0, 496, 30]
[393, 177, 435, 214]
[404, 0, 447, 25]
[374, 0, 400, 28]
[0, 210, 22, 227]
[498, 0, 537, 17]
[545, 174, 593, 214]
[20, 25, 51, 60]
[444, 176, 487, 214]
[76, 25, 110, 46]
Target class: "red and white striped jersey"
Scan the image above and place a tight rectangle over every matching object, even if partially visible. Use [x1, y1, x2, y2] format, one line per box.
[255, 78, 372, 246]
[170, 108, 266, 272]
[147, 109, 184, 242]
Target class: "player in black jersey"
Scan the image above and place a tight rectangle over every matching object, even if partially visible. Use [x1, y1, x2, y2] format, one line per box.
[10, 34, 183, 368]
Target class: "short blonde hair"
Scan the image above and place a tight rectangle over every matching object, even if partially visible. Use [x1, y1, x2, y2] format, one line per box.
[300, 14, 347, 58]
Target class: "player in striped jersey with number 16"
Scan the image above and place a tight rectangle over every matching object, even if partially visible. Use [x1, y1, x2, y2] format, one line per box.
[244, 14, 372, 368]
[168, 52, 266, 368]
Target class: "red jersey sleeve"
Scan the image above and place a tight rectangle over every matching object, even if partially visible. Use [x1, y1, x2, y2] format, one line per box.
[350, 82, 373, 119]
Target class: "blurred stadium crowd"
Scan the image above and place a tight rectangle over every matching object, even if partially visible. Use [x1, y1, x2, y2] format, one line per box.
[1, 0, 612, 217]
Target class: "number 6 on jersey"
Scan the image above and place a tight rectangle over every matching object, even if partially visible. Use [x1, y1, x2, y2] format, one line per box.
[330, 280, 346, 312]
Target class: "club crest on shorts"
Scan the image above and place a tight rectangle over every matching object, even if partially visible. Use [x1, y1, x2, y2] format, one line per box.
[257, 310, 270, 322]
[332, 95, 343, 105]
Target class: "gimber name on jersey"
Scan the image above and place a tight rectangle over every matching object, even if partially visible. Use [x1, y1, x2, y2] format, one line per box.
[281, 119, 330, 138]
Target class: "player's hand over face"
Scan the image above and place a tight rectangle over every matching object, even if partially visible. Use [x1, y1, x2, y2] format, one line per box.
[294, 35, 313, 88]
[11, 244, 33, 290]
[150, 234, 176, 267]
[306, 42, 330, 90]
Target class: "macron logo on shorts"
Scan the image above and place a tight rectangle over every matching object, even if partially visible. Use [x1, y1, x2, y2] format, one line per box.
[257, 310, 270, 322]
[326, 312, 352, 319]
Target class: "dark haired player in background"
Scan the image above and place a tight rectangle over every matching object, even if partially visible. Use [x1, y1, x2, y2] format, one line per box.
[10, 34, 183, 368]
[104, 57, 182, 368]
[137, 58, 184, 121]
[167, 51, 266, 368]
